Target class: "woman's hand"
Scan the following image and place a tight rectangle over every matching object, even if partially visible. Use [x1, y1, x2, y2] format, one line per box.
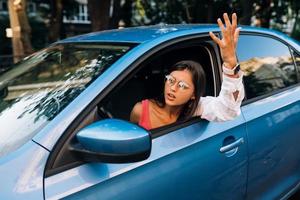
[209, 13, 240, 69]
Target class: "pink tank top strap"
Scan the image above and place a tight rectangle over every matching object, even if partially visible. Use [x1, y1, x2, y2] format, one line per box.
[139, 99, 151, 130]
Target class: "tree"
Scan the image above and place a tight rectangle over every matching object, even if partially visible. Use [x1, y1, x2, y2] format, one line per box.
[47, 0, 79, 43]
[87, 0, 111, 31]
[239, 0, 253, 25]
[48, 0, 63, 43]
[110, 0, 121, 28]
[87, 0, 125, 31]
[121, 0, 133, 27]
[8, 0, 33, 62]
[130, 0, 235, 25]
[290, 0, 300, 40]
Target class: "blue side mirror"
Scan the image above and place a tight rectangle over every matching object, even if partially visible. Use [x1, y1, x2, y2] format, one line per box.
[72, 119, 151, 163]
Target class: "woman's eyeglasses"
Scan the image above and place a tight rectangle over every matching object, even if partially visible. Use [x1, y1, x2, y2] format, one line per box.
[165, 74, 191, 90]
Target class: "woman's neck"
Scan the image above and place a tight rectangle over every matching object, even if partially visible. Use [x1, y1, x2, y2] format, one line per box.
[163, 104, 183, 119]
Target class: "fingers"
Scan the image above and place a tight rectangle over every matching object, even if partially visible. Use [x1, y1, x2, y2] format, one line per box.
[217, 18, 227, 41]
[217, 18, 225, 33]
[232, 13, 237, 32]
[219, 13, 235, 40]
[234, 27, 241, 47]
[223, 13, 232, 31]
[212, 13, 239, 47]
[209, 31, 221, 46]
[218, 13, 238, 39]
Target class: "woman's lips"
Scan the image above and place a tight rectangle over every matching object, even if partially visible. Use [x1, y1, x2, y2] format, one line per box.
[166, 93, 176, 101]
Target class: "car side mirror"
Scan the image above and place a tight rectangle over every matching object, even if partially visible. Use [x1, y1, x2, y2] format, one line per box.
[71, 119, 151, 163]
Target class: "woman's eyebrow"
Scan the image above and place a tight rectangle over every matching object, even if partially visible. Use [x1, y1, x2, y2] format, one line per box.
[170, 74, 192, 84]
[169, 74, 177, 80]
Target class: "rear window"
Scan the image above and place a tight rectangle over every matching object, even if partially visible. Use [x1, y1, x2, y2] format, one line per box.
[237, 35, 297, 99]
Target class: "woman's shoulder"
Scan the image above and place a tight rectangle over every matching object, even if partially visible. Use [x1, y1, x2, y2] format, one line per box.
[130, 99, 151, 122]
[130, 101, 142, 123]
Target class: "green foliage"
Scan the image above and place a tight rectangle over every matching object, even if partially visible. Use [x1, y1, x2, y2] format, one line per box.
[131, 0, 246, 25]
[131, 0, 187, 25]
[291, 21, 300, 41]
[130, 0, 299, 41]
[290, 0, 300, 41]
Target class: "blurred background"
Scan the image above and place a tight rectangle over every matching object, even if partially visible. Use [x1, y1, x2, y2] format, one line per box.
[0, 0, 299, 71]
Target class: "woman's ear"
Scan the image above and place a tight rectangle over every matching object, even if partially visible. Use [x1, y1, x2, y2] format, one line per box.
[191, 96, 195, 100]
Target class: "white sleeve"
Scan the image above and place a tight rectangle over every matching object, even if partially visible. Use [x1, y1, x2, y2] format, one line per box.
[194, 71, 245, 122]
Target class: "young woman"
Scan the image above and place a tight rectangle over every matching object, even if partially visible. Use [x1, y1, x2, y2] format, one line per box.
[130, 13, 244, 130]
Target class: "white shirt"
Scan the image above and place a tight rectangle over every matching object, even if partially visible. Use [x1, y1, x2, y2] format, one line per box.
[194, 72, 245, 122]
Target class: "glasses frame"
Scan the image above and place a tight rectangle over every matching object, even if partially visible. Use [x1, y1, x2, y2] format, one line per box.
[165, 74, 191, 90]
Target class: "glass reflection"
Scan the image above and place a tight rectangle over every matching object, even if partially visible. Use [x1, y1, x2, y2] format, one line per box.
[240, 55, 296, 98]
[237, 35, 297, 99]
[0, 43, 132, 157]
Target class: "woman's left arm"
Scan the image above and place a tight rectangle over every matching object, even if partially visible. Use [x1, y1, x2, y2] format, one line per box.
[195, 13, 245, 122]
[195, 71, 244, 122]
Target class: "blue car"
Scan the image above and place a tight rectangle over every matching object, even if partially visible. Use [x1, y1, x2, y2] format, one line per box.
[1, 25, 300, 200]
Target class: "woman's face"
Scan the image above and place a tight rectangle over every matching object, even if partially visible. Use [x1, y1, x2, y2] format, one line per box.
[164, 69, 195, 107]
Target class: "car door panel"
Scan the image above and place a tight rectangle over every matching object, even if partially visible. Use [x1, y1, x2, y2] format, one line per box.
[237, 33, 300, 199]
[0, 141, 48, 200]
[45, 117, 248, 200]
[242, 87, 300, 199]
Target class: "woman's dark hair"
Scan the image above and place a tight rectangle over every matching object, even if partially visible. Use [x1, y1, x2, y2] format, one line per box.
[155, 60, 206, 122]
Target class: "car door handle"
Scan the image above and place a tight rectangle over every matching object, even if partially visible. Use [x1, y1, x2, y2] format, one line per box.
[219, 137, 244, 153]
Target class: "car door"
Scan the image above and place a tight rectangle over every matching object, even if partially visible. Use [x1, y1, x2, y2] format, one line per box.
[237, 34, 300, 199]
[44, 36, 248, 200]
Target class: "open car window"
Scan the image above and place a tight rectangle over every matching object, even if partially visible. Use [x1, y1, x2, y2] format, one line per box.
[100, 42, 216, 128]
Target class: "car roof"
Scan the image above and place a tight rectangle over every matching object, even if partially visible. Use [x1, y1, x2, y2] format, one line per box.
[57, 24, 299, 47]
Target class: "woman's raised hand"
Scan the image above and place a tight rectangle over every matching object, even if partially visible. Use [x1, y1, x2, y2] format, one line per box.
[209, 13, 240, 69]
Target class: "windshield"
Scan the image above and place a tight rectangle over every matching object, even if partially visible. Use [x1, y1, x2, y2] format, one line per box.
[0, 43, 132, 157]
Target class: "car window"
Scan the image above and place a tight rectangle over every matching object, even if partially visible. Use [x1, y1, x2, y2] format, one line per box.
[0, 43, 133, 157]
[237, 35, 297, 100]
[100, 44, 215, 123]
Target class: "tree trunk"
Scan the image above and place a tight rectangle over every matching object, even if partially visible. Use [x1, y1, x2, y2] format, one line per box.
[48, 0, 63, 43]
[110, 0, 121, 29]
[240, 0, 253, 25]
[88, 0, 111, 31]
[121, 0, 132, 27]
[257, 0, 272, 28]
[8, 0, 33, 63]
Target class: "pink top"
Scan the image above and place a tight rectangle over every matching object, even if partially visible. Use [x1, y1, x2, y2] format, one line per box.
[138, 99, 151, 130]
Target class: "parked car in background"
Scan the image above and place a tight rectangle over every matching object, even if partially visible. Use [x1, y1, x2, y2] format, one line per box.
[1, 25, 300, 200]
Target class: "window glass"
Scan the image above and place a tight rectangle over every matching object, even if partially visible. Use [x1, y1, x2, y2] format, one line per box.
[237, 35, 297, 99]
[0, 43, 133, 157]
